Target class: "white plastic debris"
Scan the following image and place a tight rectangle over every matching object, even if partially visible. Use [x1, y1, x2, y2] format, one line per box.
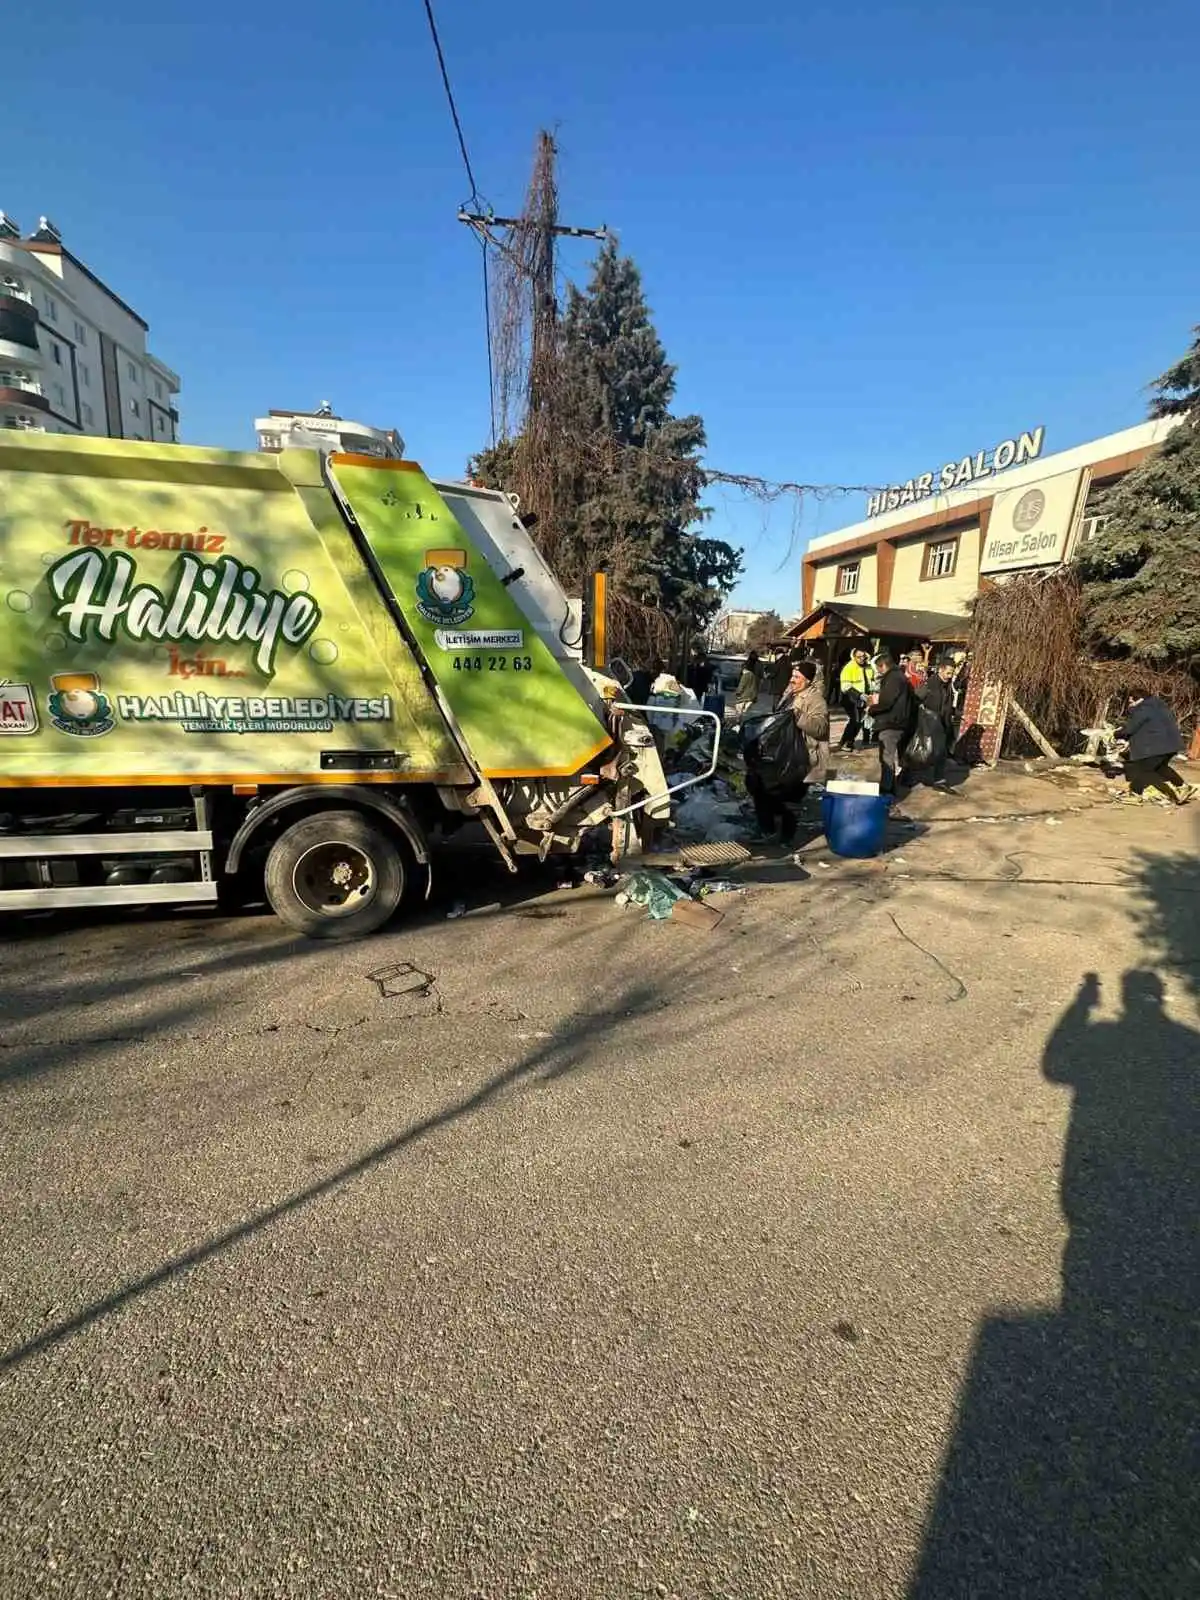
[674, 787, 745, 841]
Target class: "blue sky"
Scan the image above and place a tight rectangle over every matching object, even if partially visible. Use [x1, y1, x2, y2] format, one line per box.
[8, 0, 1199, 611]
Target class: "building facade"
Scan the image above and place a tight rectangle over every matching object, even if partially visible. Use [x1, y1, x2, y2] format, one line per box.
[796, 417, 1182, 762]
[803, 422, 1177, 620]
[0, 214, 179, 442]
[255, 406, 405, 459]
[801, 419, 1179, 621]
[709, 608, 775, 650]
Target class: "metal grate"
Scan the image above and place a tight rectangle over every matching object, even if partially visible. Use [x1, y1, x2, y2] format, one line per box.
[678, 841, 751, 868]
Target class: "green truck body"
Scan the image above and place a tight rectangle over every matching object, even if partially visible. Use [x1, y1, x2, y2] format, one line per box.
[0, 433, 671, 936]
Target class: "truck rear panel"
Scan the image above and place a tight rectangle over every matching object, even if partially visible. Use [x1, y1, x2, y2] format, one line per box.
[327, 455, 611, 778]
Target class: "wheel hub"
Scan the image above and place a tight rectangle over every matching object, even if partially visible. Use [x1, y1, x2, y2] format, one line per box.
[292, 841, 377, 918]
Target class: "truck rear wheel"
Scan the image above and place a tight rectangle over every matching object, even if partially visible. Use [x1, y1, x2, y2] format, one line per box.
[264, 810, 405, 939]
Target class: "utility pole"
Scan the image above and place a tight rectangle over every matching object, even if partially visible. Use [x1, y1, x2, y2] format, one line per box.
[458, 132, 606, 423]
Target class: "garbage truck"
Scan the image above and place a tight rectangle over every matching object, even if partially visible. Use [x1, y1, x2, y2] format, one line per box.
[0, 432, 684, 938]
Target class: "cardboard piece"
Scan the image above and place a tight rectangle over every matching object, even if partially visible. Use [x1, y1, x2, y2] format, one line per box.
[670, 898, 724, 932]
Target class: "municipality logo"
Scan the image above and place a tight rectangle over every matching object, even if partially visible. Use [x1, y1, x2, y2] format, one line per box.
[415, 548, 475, 626]
[48, 671, 115, 737]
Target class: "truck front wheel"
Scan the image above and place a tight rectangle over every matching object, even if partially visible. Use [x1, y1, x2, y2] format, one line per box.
[264, 810, 405, 939]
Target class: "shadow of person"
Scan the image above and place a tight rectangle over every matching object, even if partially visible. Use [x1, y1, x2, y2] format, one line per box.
[910, 970, 1200, 1600]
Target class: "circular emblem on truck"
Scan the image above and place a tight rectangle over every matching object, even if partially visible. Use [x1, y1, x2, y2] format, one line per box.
[415, 548, 475, 625]
[1012, 489, 1046, 533]
[47, 671, 115, 737]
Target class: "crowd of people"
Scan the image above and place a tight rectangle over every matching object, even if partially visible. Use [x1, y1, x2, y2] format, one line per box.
[736, 641, 970, 809]
[627, 641, 1195, 836]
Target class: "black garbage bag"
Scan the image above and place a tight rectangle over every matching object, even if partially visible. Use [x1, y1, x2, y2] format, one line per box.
[744, 709, 811, 796]
[905, 704, 947, 771]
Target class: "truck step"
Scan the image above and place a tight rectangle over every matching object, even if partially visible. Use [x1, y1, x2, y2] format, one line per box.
[0, 881, 218, 911]
[0, 831, 213, 857]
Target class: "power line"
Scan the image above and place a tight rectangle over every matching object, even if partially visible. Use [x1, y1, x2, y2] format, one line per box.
[420, 0, 480, 202]
[417, 0, 496, 442]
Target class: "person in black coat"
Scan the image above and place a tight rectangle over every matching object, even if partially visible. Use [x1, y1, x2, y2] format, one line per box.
[919, 659, 959, 788]
[869, 649, 915, 796]
[1118, 695, 1195, 805]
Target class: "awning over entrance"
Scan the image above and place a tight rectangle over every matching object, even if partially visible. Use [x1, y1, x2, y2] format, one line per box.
[785, 601, 968, 646]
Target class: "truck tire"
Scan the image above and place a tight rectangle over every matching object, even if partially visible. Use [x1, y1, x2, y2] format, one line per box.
[264, 810, 405, 939]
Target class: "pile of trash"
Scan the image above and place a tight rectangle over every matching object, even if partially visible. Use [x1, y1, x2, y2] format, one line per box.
[672, 778, 749, 842]
[614, 866, 743, 931]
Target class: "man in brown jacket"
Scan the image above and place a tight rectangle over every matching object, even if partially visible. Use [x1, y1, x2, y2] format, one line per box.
[745, 661, 829, 845]
[785, 660, 830, 785]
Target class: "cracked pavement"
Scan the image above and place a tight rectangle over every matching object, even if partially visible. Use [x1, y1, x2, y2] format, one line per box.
[1, 787, 1199, 1598]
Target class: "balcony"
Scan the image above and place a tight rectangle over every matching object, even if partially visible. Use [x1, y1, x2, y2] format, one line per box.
[0, 385, 49, 412]
[0, 294, 40, 354]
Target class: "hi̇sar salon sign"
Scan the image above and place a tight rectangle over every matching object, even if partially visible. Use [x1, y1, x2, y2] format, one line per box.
[866, 427, 1045, 518]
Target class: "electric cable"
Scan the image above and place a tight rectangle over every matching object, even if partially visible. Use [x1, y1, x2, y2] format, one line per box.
[419, 0, 497, 441]
[420, 0, 480, 202]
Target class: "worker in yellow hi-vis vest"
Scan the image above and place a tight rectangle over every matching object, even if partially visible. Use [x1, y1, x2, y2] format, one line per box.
[837, 647, 876, 751]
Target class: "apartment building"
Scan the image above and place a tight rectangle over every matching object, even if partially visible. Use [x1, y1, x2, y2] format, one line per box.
[709, 608, 775, 650]
[0, 213, 179, 442]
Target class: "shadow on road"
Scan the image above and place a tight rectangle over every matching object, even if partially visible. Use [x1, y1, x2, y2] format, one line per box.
[0, 895, 753, 1372]
[910, 847, 1200, 1598]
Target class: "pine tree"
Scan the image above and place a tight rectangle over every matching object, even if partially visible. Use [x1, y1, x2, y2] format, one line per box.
[472, 241, 741, 654]
[1076, 327, 1200, 666]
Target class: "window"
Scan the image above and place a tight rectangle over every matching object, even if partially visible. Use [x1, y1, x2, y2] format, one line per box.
[53, 382, 67, 409]
[80, 363, 91, 388]
[2, 414, 38, 430]
[154, 379, 163, 400]
[126, 360, 139, 384]
[82, 402, 94, 427]
[51, 344, 63, 365]
[924, 538, 958, 579]
[45, 295, 58, 322]
[129, 397, 141, 417]
[73, 320, 87, 344]
[2, 274, 29, 300]
[836, 561, 860, 596]
[0, 370, 32, 389]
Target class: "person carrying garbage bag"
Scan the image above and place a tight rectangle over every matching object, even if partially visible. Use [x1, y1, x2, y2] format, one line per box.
[868, 649, 915, 797]
[912, 657, 958, 789]
[744, 661, 829, 844]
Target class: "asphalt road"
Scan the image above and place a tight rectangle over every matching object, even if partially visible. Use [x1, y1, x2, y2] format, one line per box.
[1, 792, 1198, 1598]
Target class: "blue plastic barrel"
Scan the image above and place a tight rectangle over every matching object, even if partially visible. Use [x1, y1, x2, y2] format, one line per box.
[702, 691, 726, 719]
[821, 791, 891, 858]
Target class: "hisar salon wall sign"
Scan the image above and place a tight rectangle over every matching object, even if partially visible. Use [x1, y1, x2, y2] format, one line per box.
[866, 427, 1045, 518]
